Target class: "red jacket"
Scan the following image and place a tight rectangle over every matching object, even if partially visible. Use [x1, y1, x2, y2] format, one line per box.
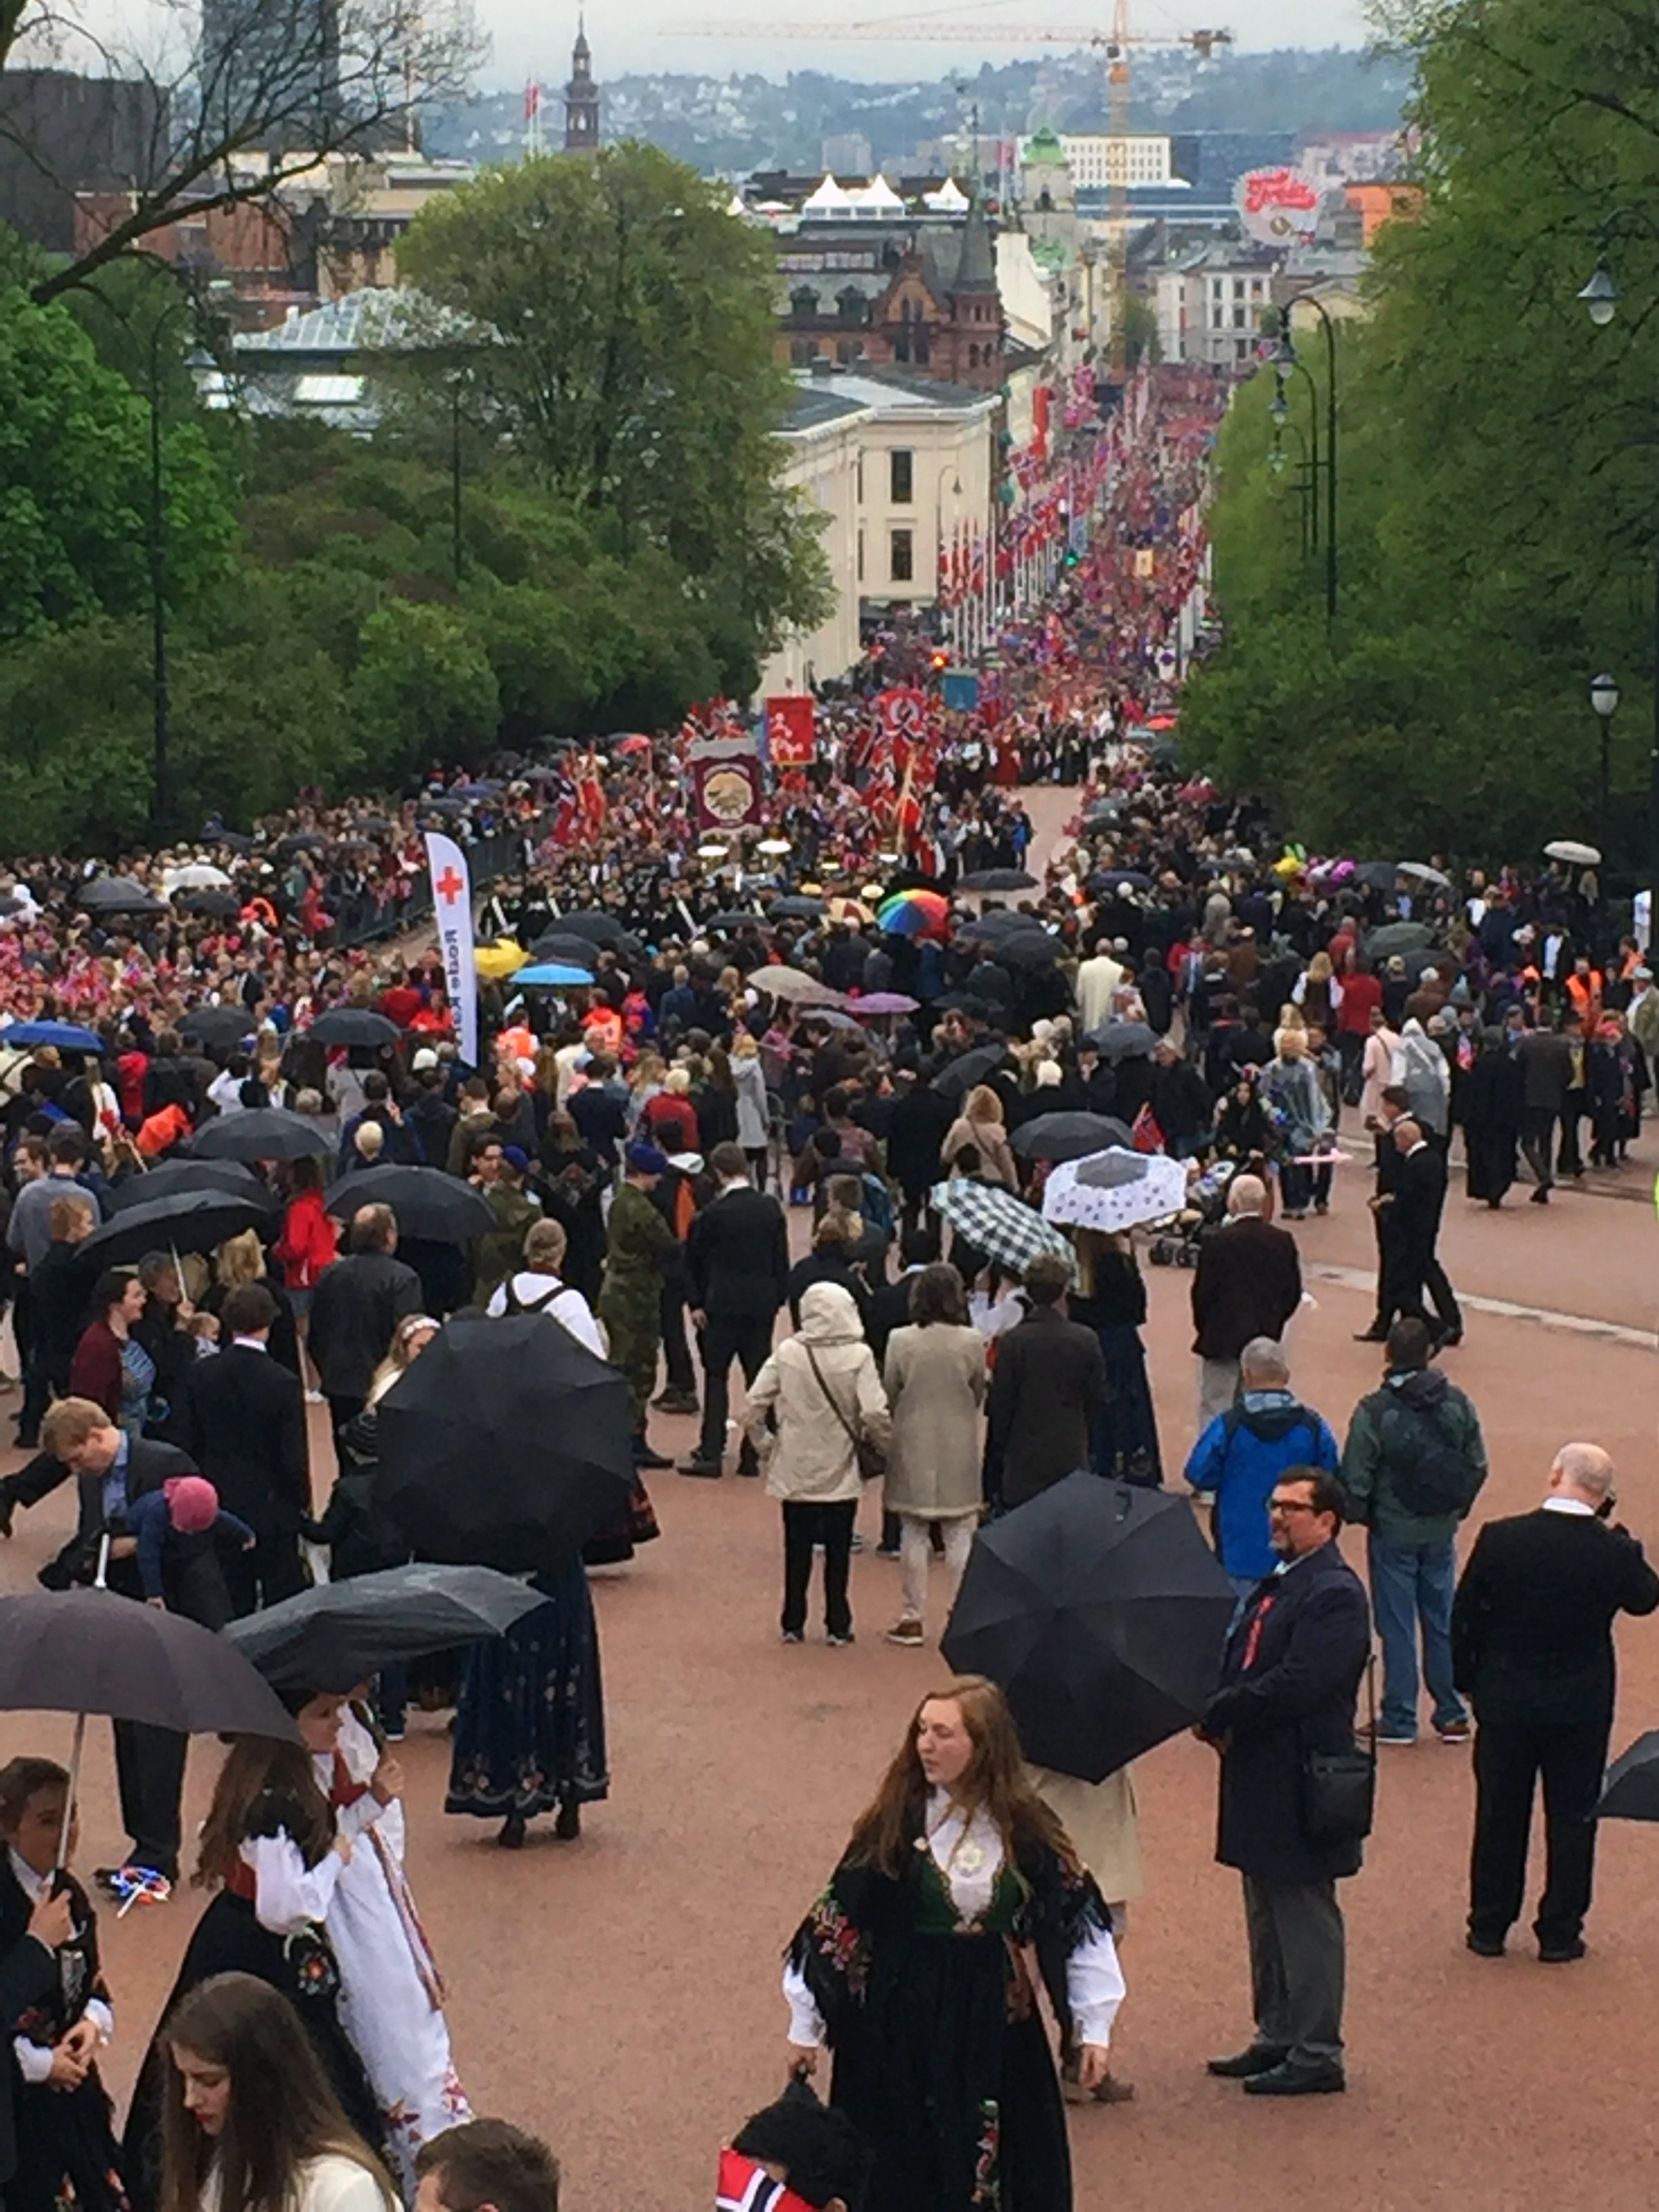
[69, 1321, 124, 1421]
[274, 1187, 338, 1291]
[1335, 970, 1382, 1037]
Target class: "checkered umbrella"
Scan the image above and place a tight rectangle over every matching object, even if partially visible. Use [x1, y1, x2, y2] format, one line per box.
[931, 1180, 1075, 1277]
[1042, 1149, 1190, 1234]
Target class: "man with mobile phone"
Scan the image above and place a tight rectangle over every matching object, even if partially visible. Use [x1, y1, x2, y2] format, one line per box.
[1452, 1442, 1659, 1961]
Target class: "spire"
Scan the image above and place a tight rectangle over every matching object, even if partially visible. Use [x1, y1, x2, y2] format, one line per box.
[954, 186, 997, 293]
[565, 12, 598, 152]
[573, 14, 590, 66]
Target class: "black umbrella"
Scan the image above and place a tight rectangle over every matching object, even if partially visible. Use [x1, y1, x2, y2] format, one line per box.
[179, 1006, 253, 1050]
[224, 1564, 546, 1694]
[1087, 1021, 1158, 1062]
[191, 1108, 333, 1162]
[931, 1044, 1010, 1100]
[985, 930, 1059, 971]
[375, 1311, 636, 1570]
[768, 895, 827, 920]
[1010, 1112, 1136, 1162]
[177, 889, 241, 919]
[1364, 921, 1435, 961]
[323, 1166, 494, 1244]
[1088, 871, 1153, 894]
[209, 830, 255, 854]
[956, 909, 1037, 939]
[309, 1008, 402, 1050]
[558, 911, 630, 946]
[82, 1188, 275, 1267]
[527, 933, 599, 972]
[0, 1587, 298, 1737]
[706, 911, 766, 933]
[275, 834, 326, 856]
[105, 1160, 273, 1214]
[78, 876, 167, 916]
[941, 1472, 1236, 1782]
[960, 869, 1038, 893]
[1351, 860, 1399, 892]
[1594, 1731, 1659, 1821]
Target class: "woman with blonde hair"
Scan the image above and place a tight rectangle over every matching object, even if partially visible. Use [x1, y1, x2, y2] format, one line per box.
[880, 1265, 985, 1647]
[783, 1676, 1123, 2208]
[730, 1029, 771, 1185]
[939, 1084, 1017, 1192]
[204, 1229, 300, 1374]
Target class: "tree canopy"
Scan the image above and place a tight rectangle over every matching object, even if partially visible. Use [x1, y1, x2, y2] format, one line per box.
[1179, 0, 1659, 871]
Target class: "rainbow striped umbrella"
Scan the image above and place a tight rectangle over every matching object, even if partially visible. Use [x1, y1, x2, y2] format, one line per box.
[877, 888, 950, 939]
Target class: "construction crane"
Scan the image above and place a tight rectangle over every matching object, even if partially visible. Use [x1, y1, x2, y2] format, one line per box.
[683, 14, 1231, 369]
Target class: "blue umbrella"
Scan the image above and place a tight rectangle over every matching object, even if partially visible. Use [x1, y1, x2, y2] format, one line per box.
[512, 963, 595, 989]
[1, 1023, 104, 1053]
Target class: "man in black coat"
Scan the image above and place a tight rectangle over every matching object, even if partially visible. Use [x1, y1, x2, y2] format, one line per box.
[1190, 1174, 1303, 1425]
[39, 1398, 204, 1886]
[1452, 1441, 1659, 1961]
[0, 1885, 71, 2207]
[1355, 1084, 1410, 1341]
[680, 1143, 790, 1479]
[884, 1071, 955, 1238]
[984, 1254, 1105, 1509]
[186, 1282, 310, 1614]
[1383, 1118, 1461, 1345]
[1202, 1466, 1371, 2097]
[308, 1203, 424, 1455]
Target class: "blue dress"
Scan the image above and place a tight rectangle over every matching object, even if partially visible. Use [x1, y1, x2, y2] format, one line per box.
[444, 1555, 609, 1819]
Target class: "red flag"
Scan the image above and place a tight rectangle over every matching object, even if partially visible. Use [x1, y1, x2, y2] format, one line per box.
[764, 695, 815, 766]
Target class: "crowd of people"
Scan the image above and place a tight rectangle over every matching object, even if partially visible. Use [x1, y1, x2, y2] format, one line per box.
[0, 354, 1654, 2212]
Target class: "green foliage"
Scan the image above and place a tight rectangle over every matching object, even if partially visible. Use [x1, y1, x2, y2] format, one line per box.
[349, 600, 501, 775]
[1182, 0, 1659, 870]
[398, 142, 830, 685]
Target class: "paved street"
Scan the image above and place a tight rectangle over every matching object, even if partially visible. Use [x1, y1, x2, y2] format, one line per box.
[1, 783, 1656, 2210]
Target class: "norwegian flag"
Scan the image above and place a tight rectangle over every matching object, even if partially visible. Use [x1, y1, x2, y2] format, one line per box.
[717, 2148, 816, 2212]
[878, 686, 928, 742]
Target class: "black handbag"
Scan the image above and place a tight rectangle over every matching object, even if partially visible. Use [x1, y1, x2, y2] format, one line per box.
[1301, 1656, 1377, 1847]
[803, 1343, 886, 1482]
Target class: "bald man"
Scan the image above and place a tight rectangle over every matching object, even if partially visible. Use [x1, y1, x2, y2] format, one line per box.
[1190, 1173, 1303, 1426]
[1452, 1443, 1659, 1961]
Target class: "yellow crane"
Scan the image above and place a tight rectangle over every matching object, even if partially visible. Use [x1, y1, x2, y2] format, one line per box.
[682, 12, 1231, 369]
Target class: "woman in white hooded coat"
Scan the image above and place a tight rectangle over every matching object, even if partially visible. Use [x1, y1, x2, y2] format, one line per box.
[744, 1281, 890, 1647]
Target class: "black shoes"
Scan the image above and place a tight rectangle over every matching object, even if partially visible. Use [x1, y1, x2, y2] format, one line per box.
[497, 1814, 527, 1849]
[632, 1443, 672, 1471]
[1538, 1938, 1586, 1963]
[1466, 1931, 1504, 1958]
[554, 1800, 581, 1841]
[677, 1457, 723, 1479]
[1243, 2060, 1347, 2097]
[1207, 2043, 1288, 2079]
[1352, 1327, 1388, 1343]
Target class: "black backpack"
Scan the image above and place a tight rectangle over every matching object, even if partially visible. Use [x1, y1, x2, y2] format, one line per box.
[1374, 1391, 1483, 1519]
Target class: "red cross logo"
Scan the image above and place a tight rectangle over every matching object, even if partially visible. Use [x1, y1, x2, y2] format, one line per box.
[436, 867, 465, 904]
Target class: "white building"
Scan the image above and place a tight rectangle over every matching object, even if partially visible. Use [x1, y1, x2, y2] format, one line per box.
[1016, 133, 1172, 190]
[1155, 249, 1275, 366]
[758, 365, 1000, 694]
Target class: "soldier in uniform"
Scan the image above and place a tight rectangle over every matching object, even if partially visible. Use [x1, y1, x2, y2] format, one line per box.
[598, 1142, 678, 1470]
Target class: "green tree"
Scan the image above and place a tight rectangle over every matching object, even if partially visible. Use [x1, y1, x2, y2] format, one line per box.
[1182, 0, 1659, 868]
[398, 143, 830, 687]
[348, 600, 500, 778]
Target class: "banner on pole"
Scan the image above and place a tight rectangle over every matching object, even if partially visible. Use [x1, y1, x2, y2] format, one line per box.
[688, 734, 761, 830]
[763, 695, 816, 766]
[424, 832, 478, 1069]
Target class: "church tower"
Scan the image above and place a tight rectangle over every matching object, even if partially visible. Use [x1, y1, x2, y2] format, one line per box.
[564, 19, 599, 155]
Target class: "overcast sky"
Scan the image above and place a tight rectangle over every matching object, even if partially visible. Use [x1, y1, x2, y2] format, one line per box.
[501, 1, 1374, 91]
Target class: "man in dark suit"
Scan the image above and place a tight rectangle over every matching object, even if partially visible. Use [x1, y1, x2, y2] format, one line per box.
[0, 1883, 71, 2207]
[1453, 1441, 1659, 1961]
[1202, 1466, 1371, 2097]
[186, 1282, 310, 1614]
[679, 1143, 790, 1478]
[1190, 1172, 1302, 1426]
[39, 1397, 202, 1887]
[308, 1203, 424, 1456]
[984, 1254, 1105, 1509]
[1355, 1083, 1410, 1341]
[1384, 1118, 1462, 1347]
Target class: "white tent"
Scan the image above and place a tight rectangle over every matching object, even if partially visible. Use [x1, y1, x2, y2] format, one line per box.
[802, 171, 854, 214]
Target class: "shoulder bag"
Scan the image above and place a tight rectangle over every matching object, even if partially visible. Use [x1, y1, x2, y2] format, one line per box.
[802, 1342, 886, 1483]
[1301, 1654, 1377, 1847]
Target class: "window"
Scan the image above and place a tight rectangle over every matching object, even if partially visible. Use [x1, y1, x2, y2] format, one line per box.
[890, 528, 914, 582]
[1232, 278, 1246, 299]
[836, 338, 861, 364]
[1232, 305, 1246, 329]
[837, 285, 865, 325]
[790, 285, 820, 319]
[890, 449, 914, 504]
[790, 339, 815, 365]
[857, 527, 865, 582]
[968, 343, 979, 368]
[855, 453, 864, 503]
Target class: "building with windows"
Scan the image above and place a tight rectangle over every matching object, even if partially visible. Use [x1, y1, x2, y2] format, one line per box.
[1016, 131, 1172, 190]
[1154, 243, 1277, 365]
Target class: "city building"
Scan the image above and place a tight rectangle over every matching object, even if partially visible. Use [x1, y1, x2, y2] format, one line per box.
[1296, 127, 1407, 184]
[1154, 241, 1277, 365]
[1004, 127, 1111, 376]
[564, 19, 599, 154]
[1016, 131, 1172, 190]
[821, 131, 873, 177]
[0, 70, 166, 253]
[199, 0, 341, 147]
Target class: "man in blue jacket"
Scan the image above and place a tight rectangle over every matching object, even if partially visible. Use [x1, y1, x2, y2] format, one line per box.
[1185, 1337, 1340, 1590]
[1201, 1466, 1372, 2097]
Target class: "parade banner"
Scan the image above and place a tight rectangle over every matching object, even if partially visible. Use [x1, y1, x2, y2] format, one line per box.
[763, 695, 816, 766]
[424, 831, 478, 1070]
[688, 734, 761, 831]
[877, 687, 929, 743]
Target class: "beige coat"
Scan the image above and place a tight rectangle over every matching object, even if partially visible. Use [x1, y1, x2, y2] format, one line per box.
[941, 1115, 1018, 1191]
[881, 1322, 987, 1519]
[745, 1281, 891, 1506]
[1027, 1764, 1144, 1907]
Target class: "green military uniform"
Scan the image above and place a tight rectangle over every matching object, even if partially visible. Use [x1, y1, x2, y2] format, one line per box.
[473, 1179, 542, 1308]
[598, 1181, 678, 1433]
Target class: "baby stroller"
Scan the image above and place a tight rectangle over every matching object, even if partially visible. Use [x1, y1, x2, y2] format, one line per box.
[1147, 1155, 1238, 1268]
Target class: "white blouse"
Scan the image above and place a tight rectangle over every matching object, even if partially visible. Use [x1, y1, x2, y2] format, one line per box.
[202, 2152, 392, 2212]
[783, 1790, 1124, 2049]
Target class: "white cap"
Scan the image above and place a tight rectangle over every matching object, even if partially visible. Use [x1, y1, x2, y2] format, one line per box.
[411, 1047, 439, 1071]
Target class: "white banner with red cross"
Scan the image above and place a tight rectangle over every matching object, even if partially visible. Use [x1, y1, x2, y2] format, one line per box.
[424, 832, 478, 1070]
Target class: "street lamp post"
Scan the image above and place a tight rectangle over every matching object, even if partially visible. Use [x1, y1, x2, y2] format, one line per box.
[1578, 217, 1659, 951]
[1590, 671, 1620, 869]
[1274, 302, 1338, 621]
[1271, 344, 1321, 552]
[1270, 420, 1314, 562]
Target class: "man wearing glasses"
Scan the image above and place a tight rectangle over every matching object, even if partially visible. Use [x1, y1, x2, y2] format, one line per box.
[1199, 1467, 1371, 2097]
